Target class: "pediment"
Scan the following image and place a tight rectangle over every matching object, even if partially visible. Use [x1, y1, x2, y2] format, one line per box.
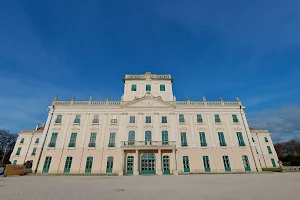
[121, 93, 175, 108]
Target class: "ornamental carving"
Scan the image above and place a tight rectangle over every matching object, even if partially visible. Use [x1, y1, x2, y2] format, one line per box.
[126, 125, 138, 130]
[160, 125, 170, 130]
[197, 127, 206, 131]
[144, 125, 153, 130]
[234, 127, 243, 131]
[179, 126, 187, 131]
[52, 127, 61, 131]
[71, 127, 80, 131]
[216, 127, 225, 131]
[90, 127, 99, 131]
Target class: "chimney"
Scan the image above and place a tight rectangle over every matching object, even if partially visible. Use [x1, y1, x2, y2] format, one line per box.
[35, 123, 40, 130]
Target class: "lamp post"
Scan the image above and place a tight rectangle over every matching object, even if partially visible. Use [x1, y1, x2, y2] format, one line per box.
[1, 142, 10, 167]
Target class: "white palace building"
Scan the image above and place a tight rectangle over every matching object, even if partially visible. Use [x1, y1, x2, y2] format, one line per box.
[10, 72, 279, 175]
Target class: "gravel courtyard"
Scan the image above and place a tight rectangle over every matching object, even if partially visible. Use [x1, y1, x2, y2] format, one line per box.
[1, 173, 299, 200]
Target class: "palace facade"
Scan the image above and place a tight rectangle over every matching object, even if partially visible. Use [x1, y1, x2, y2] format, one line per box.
[10, 72, 279, 175]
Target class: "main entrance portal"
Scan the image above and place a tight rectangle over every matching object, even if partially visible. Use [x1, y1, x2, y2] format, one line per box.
[141, 152, 156, 174]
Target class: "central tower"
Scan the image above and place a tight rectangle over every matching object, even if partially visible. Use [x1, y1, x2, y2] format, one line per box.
[122, 72, 174, 101]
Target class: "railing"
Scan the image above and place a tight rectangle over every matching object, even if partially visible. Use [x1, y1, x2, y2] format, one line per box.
[121, 141, 176, 148]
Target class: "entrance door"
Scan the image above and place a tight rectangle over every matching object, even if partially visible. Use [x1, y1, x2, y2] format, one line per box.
[141, 152, 156, 174]
[163, 156, 170, 174]
[127, 156, 134, 174]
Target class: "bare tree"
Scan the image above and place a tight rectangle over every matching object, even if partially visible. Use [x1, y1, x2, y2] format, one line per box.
[0, 130, 18, 165]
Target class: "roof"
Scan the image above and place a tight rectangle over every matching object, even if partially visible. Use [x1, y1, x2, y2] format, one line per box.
[37, 124, 45, 130]
[249, 127, 255, 130]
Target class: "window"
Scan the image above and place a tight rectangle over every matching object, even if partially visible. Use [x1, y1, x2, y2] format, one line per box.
[35, 138, 39, 144]
[199, 132, 207, 147]
[252, 137, 255, 143]
[88, 133, 96, 147]
[42, 157, 52, 173]
[111, 115, 117, 123]
[223, 156, 231, 171]
[162, 116, 167, 123]
[55, 114, 62, 123]
[108, 133, 116, 147]
[92, 115, 99, 123]
[181, 132, 188, 147]
[68, 133, 77, 147]
[203, 156, 211, 172]
[129, 116, 135, 123]
[162, 130, 169, 145]
[271, 158, 276, 168]
[215, 114, 221, 123]
[13, 160, 17, 165]
[106, 156, 114, 173]
[31, 147, 37, 156]
[74, 115, 81, 123]
[197, 114, 203, 123]
[232, 114, 238, 123]
[128, 131, 135, 145]
[264, 137, 269, 142]
[182, 156, 190, 172]
[179, 114, 185, 123]
[16, 147, 21, 155]
[218, 132, 226, 146]
[146, 84, 151, 91]
[131, 84, 137, 91]
[85, 157, 93, 173]
[160, 84, 165, 91]
[64, 157, 73, 173]
[267, 146, 272, 154]
[146, 116, 151, 123]
[20, 138, 24, 144]
[49, 133, 58, 147]
[242, 155, 251, 171]
[145, 131, 152, 145]
[236, 132, 245, 146]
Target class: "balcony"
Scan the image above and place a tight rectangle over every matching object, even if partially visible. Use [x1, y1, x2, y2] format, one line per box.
[120, 141, 176, 150]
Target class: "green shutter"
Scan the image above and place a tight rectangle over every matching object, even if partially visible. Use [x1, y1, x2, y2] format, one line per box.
[203, 156, 211, 172]
[106, 156, 114, 173]
[160, 84, 165, 91]
[131, 84, 137, 91]
[64, 157, 72, 173]
[108, 133, 116, 147]
[267, 146, 272, 154]
[232, 114, 238, 122]
[162, 131, 169, 145]
[237, 132, 245, 146]
[69, 133, 77, 147]
[85, 157, 93, 173]
[20, 138, 24, 144]
[89, 133, 96, 147]
[200, 132, 207, 146]
[146, 84, 151, 91]
[218, 132, 226, 146]
[271, 158, 276, 168]
[145, 131, 152, 145]
[223, 156, 231, 171]
[42, 157, 52, 173]
[49, 133, 58, 147]
[197, 114, 203, 123]
[242, 155, 251, 171]
[181, 132, 188, 147]
[127, 156, 134, 174]
[31, 147, 37, 156]
[183, 156, 190, 172]
[16, 147, 21, 155]
[128, 131, 135, 145]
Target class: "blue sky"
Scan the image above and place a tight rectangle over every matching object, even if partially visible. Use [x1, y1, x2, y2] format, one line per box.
[0, 0, 299, 142]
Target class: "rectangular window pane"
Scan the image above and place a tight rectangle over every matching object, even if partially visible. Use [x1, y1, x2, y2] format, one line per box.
[197, 114, 203, 123]
[31, 147, 37, 156]
[146, 84, 151, 91]
[74, 115, 81, 123]
[200, 132, 207, 146]
[106, 156, 114, 173]
[55, 115, 62, 123]
[49, 133, 58, 147]
[35, 138, 39, 144]
[162, 116, 167, 123]
[223, 156, 231, 171]
[203, 156, 211, 172]
[16, 147, 21, 155]
[215, 115, 221, 123]
[264, 137, 269, 142]
[179, 114, 185, 123]
[267, 146, 272, 154]
[146, 116, 151, 123]
[108, 133, 116, 147]
[85, 157, 93, 173]
[69, 133, 77, 147]
[129, 116, 135, 123]
[89, 133, 96, 147]
[92, 115, 99, 123]
[271, 158, 276, 168]
[218, 132, 226, 146]
[236, 132, 245, 146]
[64, 157, 73, 173]
[160, 84, 165, 91]
[131, 84, 137, 91]
[232, 114, 238, 122]
[162, 131, 169, 145]
[42, 157, 52, 173]
[181, 132, 188, 147]
[128, 131, 135, 145]
[20, 138, 24, 144]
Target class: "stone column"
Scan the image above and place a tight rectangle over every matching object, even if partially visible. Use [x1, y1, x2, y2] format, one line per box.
[158, 149, 162, 175]
[119, 150, 124, 176]
[134, 149, 139, 175]
[172, 149, 178, 175]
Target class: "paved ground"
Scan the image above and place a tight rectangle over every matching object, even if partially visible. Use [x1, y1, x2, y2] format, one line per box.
[0, 173, 299, 200]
